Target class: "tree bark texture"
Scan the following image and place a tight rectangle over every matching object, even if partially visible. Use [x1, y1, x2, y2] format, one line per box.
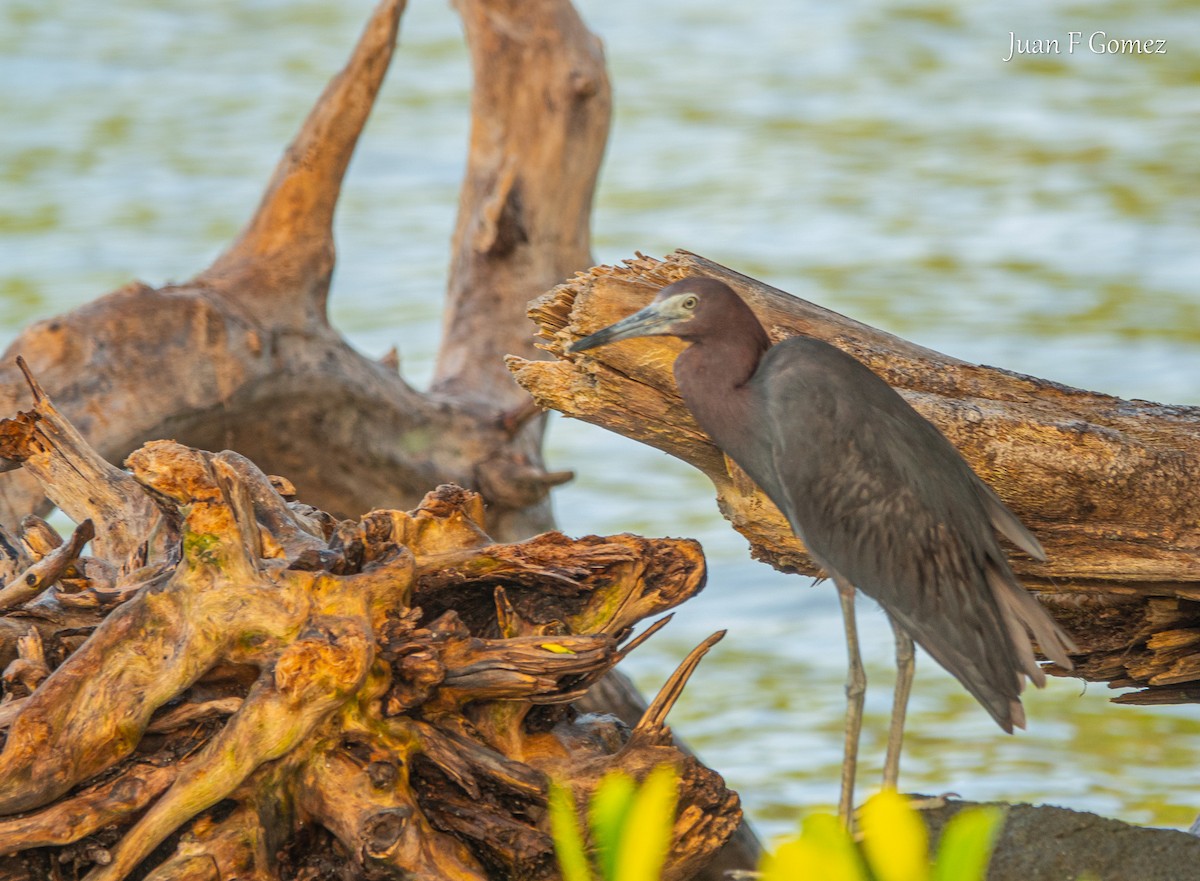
[0, 385, 739, 881]
[0, 0, 607, 541]
[508, 250, 1200, 705]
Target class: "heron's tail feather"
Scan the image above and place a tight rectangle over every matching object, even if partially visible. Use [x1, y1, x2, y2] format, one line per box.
[889, 607, 1021, 734]
[1009, 699, 1026, 731]
[975, 476, 1047, 561]
[987, 565, 1077, 684]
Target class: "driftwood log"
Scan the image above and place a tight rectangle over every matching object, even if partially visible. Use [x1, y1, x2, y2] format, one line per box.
[509, 251, 1200, 706]
[0, 382, 739, 880]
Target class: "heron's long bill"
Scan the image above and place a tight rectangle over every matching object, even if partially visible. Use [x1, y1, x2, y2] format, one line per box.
[568, 303, 677, 353]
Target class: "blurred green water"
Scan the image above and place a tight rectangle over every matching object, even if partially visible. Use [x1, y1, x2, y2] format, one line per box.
[2, 0, 1200, 841]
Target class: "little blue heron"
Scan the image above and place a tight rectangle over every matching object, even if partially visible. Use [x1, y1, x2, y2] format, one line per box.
[569, 276, 1076, 822]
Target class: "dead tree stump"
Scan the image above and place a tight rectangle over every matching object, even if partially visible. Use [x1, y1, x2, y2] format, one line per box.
[0, 384, 739, 881]
[0, 0, 607, 542]
[0, 4, 761, 876]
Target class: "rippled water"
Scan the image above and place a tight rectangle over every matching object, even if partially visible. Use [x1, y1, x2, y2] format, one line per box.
[3, 0, 1200, 842]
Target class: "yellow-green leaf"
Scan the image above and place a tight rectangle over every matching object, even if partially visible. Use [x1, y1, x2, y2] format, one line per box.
[760, 813, 868, 881]
[859, 789, 930, 881]
[548, 781, 594, 881]
[932, 806, 1005, 881]
[612, 765, 679, 881]
[541, 643, 576, 654]
[588, 771, 637, 881]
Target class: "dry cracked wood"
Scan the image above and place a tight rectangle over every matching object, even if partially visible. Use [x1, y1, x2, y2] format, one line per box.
[0, 387, 737, 881]
[0, 0, 606, 541]
[508, 250, 1200, 705]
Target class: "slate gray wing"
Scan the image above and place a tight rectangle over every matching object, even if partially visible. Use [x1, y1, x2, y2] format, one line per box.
[748, 337, 1073, 731]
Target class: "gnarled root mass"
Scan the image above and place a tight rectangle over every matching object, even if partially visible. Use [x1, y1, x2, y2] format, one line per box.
[0, 384, 738, 881]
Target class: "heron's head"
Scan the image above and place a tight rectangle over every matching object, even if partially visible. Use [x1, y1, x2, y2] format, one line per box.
[569, 277, 751, 353]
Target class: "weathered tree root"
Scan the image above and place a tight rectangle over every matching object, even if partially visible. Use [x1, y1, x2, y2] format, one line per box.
[0, 386, 738, 881]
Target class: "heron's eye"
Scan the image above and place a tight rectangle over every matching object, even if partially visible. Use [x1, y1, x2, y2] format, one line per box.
[681, 295, 698, 311]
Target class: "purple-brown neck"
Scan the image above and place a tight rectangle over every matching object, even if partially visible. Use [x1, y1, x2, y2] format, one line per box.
[672, 298, 771, 465]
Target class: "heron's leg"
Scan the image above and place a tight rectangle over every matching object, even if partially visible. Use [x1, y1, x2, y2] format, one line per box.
[834, 576, 866, 828]
[883, 619, 915, 790]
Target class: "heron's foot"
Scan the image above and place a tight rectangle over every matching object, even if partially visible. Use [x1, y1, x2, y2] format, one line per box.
[907, 791, 958, 812]
[850, 792, 957, 836]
